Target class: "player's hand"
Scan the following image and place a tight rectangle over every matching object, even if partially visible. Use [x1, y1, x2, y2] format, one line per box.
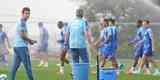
[64, 42, 69, 49]
[134, 44, 139, 48]
[29, 40, 37, 45]
[88, 40, 93, 45]
[93, 43, 98, 49]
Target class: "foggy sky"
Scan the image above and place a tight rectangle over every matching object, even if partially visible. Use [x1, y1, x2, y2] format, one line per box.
[0, 0, 78, 22]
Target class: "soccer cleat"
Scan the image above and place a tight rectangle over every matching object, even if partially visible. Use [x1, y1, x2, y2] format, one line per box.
[59, 66, 64, 75]
[44, 62, 48, 67]
[128, 67, 135, 73]
[116, 70, 120, 75]
[153, 70, 160, 76]
[38, 63, 43, 67]
[132, 69, 141, 74]
[144, 68, 151, 75]
[38, 60, 44, 67]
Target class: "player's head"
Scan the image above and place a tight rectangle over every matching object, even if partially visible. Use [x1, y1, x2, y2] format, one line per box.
[64, 22, 68, 27]
[102, 18, 108, 27]
[76, 9, 84, 18]
[38, 22, 43, 28]
[108, 19, 115, 26]
[21, 7, 30, 20]
[0, 24, 3, 31]
[136, 19, 142, 28]
[142, 20, 150, 28]
[57, 21, 64, 29]
[111, 19, 116, 25]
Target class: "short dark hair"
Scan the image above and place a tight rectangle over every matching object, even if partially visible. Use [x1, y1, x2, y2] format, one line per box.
[103, 18, 108, 22]
[137, 19, 142, 28]
[22, 7, 30, 13]
[145, 20, 150, 24]
[57, 21, 64, 29]
[108, 19, 116, 25]
[103, 18, 109, 27]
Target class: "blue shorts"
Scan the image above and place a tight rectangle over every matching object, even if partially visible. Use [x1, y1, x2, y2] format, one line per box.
[38, 43, 48, 53]
[143, 48, 153, 56]
[99, 46, 116, 60]
[134, 47, 143, 59]
[69, 48, 89, 63]
[142, 44, 153, 56]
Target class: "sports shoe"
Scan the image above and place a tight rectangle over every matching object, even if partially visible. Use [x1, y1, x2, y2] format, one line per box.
[132, 69, 141, 74]
[129, 67, 135, 73]
[60, 66, 64, 74]
[144, 68, 151, 75]
[153, 69, 160, 76]
[38, 60, 44, 67]
[44, 62, 48, 67]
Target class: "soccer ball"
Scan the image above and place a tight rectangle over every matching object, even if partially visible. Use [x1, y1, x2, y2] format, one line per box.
[0, 74, 7, 80]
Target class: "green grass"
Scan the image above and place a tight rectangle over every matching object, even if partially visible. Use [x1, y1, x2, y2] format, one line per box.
[1, 59, 160, 80]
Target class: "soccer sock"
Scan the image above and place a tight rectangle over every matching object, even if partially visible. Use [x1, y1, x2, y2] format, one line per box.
[133, 60, 138, 68]
[133, 63, 137, 68]
[40, 60, 44, 65]
[61, 61, 64, 67]
[131, 67, 135, 71]
[137, 68, 141, 73]
[60, 66, 64, 73]
[4, 54, 8, 63]
[64, 59, 69, 64]
[44, 62, 48, 65]
[145, 63, 149, 68]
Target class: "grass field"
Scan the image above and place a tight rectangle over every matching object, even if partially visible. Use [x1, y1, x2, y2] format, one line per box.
[1, 58, 160, 80]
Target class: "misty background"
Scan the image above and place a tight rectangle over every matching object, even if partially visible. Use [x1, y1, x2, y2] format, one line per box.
[0, 0, 160, 57]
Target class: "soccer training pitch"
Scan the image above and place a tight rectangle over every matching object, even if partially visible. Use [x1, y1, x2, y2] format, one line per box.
[1, 58, 160, 80]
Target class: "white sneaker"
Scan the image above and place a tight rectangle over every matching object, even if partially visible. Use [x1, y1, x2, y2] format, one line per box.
[129, 67, 135, 73]
[153, 70, 160, 76]
[145, 68, 151, 75]
[44, 62, 48, 67]
[116, 70, 120, 75]
[132, 69, 141, 74]
[60, 66, 64, 74]
[56, 63, 61, 67]
[38, 61, 44, 67]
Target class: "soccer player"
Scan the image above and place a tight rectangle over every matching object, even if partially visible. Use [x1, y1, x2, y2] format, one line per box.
[37, 22, 49, 67]
[0, 24, 10, 65]
[94, 18, 108, 68]
[57, 21, 69, 74]
[94, 19, 119, 70]
[128, 20, 149, 72]
[136, 20, 160, 75]
[11, 7, 36, 80]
